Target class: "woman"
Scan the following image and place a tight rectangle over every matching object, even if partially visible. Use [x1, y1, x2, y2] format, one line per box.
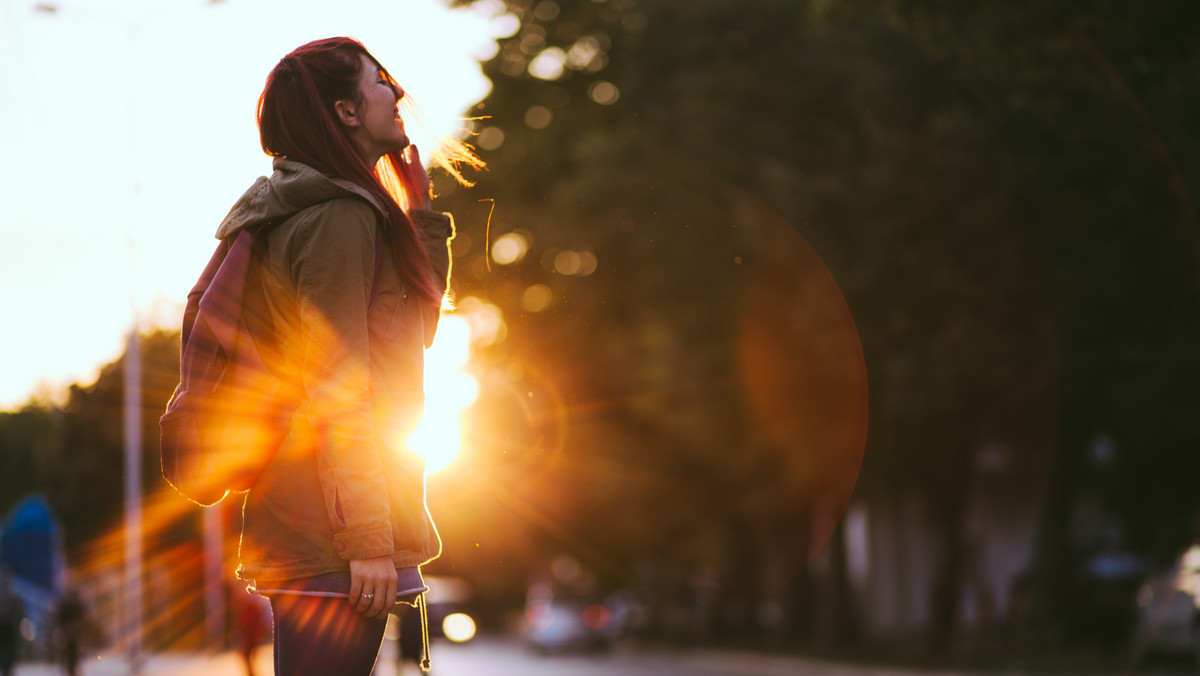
[217, 37, 478, 675]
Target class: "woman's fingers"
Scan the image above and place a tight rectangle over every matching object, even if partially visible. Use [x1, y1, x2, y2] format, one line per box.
[398, 145, 433, 211]
[359, 585, 378, 615]
[347, 576, 364, 609]
[366, 588, 384, 617]
[378, 574, 398, 620]
[352, 580, 372, 614]
[361, 571, 385, 615]
[348, 556, 396, 617]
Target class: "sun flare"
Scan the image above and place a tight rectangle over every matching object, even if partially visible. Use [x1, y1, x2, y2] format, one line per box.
[404, 314, 478, 475]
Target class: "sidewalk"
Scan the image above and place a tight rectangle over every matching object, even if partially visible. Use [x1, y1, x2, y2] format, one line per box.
[13, 637, 407, 676]
[7, 640, 986, 676]
[10, 644, 960, 676]
[13, 650, 272, 676]
[9, 638, 1128, 676]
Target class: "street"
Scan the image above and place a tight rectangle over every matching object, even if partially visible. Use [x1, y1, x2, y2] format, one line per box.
[2, 635, 963, 676]
[377, 636, 884, 676]
[12, 635, 1179, 676]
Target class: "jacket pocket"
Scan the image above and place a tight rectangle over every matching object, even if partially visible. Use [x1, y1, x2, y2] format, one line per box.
[368, 286, 409, 342]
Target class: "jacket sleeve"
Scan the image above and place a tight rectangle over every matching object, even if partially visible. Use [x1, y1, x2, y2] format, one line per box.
[293, 198, 393, 561]
[409, 210, 454, 348]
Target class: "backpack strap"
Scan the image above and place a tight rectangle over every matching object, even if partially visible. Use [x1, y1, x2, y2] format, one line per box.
[208, 220, 383, 351]
[181, 237, 236, 348]
[200, 230, 256, 357]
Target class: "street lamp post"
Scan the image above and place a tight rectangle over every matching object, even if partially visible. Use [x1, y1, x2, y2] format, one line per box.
[122, 327, 142, 671]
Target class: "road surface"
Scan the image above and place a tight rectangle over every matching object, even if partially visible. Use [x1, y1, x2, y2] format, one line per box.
[14, 635, 1172, 676]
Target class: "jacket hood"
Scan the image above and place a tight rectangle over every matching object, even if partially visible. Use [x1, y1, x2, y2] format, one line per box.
[215, 158, 388, 240]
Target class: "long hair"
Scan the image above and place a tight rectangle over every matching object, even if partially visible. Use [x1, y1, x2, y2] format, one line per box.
[257, 37, 480, 305]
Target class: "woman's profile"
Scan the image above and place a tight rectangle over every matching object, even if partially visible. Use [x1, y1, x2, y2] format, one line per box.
[214, 37, 479, 675]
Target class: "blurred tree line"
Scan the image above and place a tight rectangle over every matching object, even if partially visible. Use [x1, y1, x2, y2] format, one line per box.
[429, 0, 1200, 650]
[0, 331, 182, 555]
[2, 0, 1198, 656]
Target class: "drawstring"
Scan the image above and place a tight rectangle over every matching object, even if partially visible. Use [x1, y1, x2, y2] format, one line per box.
[418, 592, 431, 671]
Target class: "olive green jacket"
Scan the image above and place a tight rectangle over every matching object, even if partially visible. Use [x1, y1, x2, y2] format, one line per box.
[216, 158, 450, 582]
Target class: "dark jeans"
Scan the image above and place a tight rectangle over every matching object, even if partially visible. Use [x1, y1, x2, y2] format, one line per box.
[269, 594, 386, 676]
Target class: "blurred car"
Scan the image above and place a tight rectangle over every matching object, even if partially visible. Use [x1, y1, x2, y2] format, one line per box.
[1132, 545, 1200, 665]
[522, 582, 613, 653]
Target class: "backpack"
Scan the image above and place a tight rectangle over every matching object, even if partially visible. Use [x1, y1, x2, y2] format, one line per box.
[161, 223, 384, 506]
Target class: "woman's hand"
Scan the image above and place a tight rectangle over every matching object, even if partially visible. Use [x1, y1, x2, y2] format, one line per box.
[348, 555, 397, 620]
[397, 144, 433, 213]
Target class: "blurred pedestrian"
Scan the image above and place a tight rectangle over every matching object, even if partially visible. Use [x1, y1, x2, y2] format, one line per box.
[215, 37, 480, 676]
[230, 584, 269, 676]
[0, 569, 22, 676]
[53, 587, 85, 676]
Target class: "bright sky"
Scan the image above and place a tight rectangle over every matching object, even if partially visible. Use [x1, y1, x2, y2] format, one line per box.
[0, 0, 516, 410]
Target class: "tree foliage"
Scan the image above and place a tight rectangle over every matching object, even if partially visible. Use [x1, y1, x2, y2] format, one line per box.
[433, 0, 1200, 645]
[0, 331, 182, 554]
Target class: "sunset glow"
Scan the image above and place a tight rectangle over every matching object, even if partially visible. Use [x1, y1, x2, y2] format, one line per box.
[404, 314, 480, 475]
[0, 0, 510, 409]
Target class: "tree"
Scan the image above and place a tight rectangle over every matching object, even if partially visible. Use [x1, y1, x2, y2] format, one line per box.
[438, 0, 1200, 649]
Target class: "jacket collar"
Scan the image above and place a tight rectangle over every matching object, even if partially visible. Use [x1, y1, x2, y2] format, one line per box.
[215, 158, 388, 240]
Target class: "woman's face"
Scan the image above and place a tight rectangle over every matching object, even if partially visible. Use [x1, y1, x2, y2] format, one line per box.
[341, 53, 409, 163]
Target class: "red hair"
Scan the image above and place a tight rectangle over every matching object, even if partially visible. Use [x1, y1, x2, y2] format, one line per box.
[257, 37, 444, 304]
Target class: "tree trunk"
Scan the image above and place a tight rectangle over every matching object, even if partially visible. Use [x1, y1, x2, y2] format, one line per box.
[927, 446, 975, 654]
[785, 494, 815, 642]
[1029, 405, 1088, 648]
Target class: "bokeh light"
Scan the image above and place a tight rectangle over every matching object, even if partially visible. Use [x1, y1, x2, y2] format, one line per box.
[528, 47, 566, 80]
[491, 232, 529, 265]
[588, 81, 619, 105]
[521, 284, 554, 312]
[442, 612, 477, 642]
[455, 296, 507, 347]
[477, 126, 505, 151]
[525, 105, 553, 129]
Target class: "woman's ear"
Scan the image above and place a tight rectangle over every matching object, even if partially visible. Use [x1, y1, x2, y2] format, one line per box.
[334, 100, 361, 128]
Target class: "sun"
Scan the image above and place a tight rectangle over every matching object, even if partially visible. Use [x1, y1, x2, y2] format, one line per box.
[404, 313, 479, 475]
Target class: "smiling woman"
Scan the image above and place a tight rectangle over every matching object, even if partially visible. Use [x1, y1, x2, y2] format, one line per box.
[182, 35, 489, 675]
[335, 55, 414, 163]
